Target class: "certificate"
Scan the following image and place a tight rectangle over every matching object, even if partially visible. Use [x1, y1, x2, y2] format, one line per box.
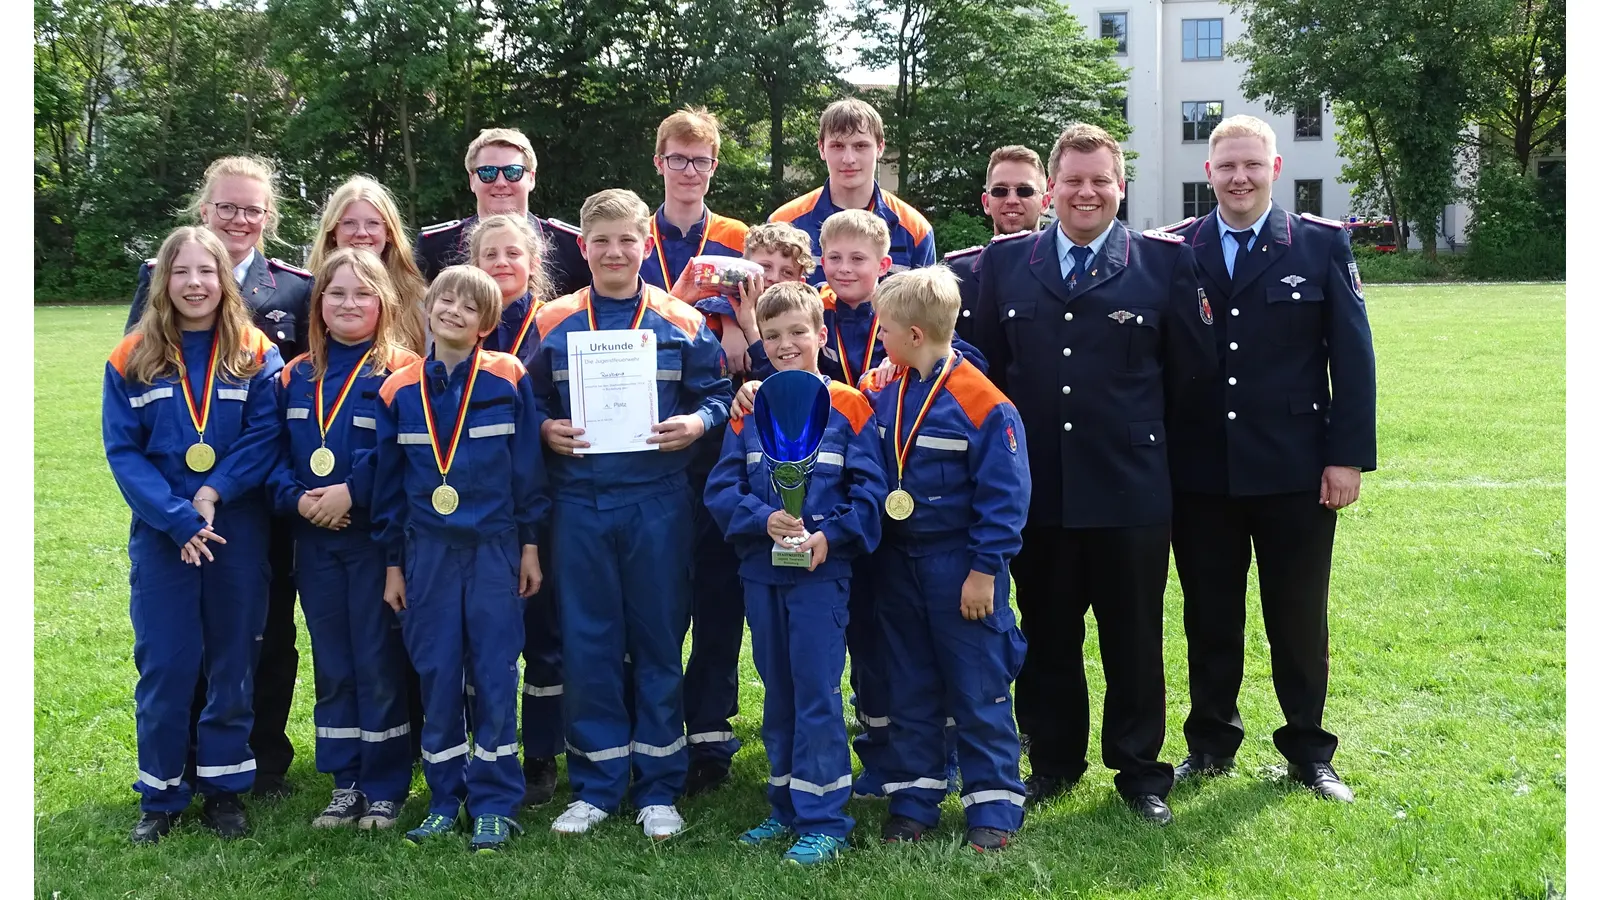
[567, 329, 660, 454]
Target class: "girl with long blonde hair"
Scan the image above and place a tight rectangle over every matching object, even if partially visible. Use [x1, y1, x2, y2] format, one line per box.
[309, 176, 429, 354]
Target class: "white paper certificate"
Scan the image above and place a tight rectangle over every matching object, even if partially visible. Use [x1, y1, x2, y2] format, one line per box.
[567, 329, 660, 454]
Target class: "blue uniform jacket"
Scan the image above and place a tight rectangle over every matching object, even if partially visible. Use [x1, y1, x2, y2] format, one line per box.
[943, 243, 985, 342]
[267, 340, 422, 545]
[866, 353, 1030, 576]
[1167, 206, 1378, 495]
[103, 326, 285, 546]
[769, 179, 937, 286]
[371, 350, 549, 565]
[705, 378, 887, 584]
[641, 207, 749, 290]
[970, 220, 1218, 528]
[481, 291, 543, 370]
[415, 212, 587, 297]
[527, 283, 734, 510]
[126, 253, 314, 364]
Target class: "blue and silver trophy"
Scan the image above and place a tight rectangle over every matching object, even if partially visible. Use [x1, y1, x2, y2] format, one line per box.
[752, 369, 833, 568]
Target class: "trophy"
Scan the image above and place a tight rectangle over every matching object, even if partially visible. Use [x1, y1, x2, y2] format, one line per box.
[752, 369, 833, 568]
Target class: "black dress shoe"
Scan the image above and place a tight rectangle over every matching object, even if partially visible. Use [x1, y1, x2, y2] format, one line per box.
[1023, 773, 1075, 806]
[200, 793, 250, 839]
[966, 826, 1013, 851]
[131, 810, 178, 845]
[522, 757, 558, 807]
[683, 757, 732, 797]
[1288, 761, 1355, 803]
[251, 772, 293, 800]
[1124, 792, 1172, 825]
[880, 814, 927, 843]
[1173, 752, 1236, 783]
[1018, 733, 1031, 755]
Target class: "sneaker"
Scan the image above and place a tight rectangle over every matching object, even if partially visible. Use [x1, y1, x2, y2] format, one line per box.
[880, 814, 927, 843]
[551, 800, 609, 835]
[967, 826, 1014, 851]
[469, 813, 523, 854]
[783, 832, 846, 865]
[637, 804, 685, 840]
[359, 799, 402, 830]
[522, 756, 558, 808]
[736, 816, 793, 846]
[130, 810, 177, 845]
[403, 812, 458, 845]
[851, 770, 885, 799]
[312, 788, 367, 828]
[200, 793, 249, 839]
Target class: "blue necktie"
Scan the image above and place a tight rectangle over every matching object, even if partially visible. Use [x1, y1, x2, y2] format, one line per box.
[1227, 229, 1254, 280]
[1068, 245, 1093, 289]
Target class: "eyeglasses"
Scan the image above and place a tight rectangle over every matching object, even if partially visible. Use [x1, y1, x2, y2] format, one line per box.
[986, 185, 1040, 199]
[660, 154, 717, 174]
[209, 201, 268, 224]
[323, 288, 380, 307]
[337, 217, 386, 235]
[475, 164, 528, 184]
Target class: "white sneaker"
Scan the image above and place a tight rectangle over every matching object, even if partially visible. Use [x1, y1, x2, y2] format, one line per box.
[637, 804, 685, 839]
[551, 800, 609, 835]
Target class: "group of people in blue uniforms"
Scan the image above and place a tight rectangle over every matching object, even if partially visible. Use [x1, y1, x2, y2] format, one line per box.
[102, 97, 1376, 861]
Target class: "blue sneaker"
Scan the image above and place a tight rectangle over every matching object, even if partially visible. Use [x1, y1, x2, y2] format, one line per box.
[404, 812, 458, 845]
[852, 770, 885, 799]
[469, 813, 522, 853]
[737, 816, 793, 846]
[783, 832, 846, 866]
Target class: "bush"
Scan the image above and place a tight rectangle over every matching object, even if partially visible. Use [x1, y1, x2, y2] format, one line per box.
[1351, 246, 1467, 283]
[1463, 160, 1566, 280]
[931, 210, 995, 259]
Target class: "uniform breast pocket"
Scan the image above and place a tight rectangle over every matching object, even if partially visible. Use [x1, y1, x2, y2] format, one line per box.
[1265, 284, 1324, 345]
[347, 398, 380, 449]
[1129, 421, 1166, 452]
[1118, 307, 1161, 372]
[261, 311, 297, 347]
[655, 342, 686, 408]
[911, 430, 969, 498]
[1001, 299, 1036, 336]
[210, 383, 253, 447]
[284, 404, 315, 454]
[464, 404, 517, 468]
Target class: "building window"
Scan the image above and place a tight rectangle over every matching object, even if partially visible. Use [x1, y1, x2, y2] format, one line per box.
[1118, 182, 1130, 222]
[1182, 101, 1223, 142]
[1183, 182, 1217, 219]
[1295, 179, 1323, 216]
[1295, 100, 1323, 139]
[1182, 18, 1223, 60]
[1101, 12, 1128, 54]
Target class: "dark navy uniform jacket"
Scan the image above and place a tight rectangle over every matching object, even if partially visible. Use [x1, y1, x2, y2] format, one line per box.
[970, 220, 1217, 529]
[126, 252, 314, 364]
[1167, 205, 1377, 496]
[415, 212, 587, 297]
[943, 244, 985, 342]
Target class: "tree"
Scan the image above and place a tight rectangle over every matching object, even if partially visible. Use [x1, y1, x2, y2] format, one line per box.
[1476, 0, 1564, 171]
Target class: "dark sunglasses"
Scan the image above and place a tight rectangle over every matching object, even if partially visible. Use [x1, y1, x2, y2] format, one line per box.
[475, 164, 528, 184]
[986, 185, 1039, 198]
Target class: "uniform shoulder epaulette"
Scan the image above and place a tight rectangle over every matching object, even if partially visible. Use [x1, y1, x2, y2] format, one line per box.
[419, 219, 462, 235]
[269, 258, 312, 278]
[1141, 229, 1186, 243]
[544, 217, 581, 237]
[1300, 213, 1345, 229]
[993, 229, 1034, 244]
[1156, 217, 1196, 233]
[942, 245, 983, 260]
[143, 257, 157, 268]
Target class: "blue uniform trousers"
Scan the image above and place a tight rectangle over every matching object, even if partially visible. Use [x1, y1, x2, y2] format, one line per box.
[129, 505, 270, 812]
[847, 555, 893, 777]
[401, 530, 526, 818]
[296, 536, 412, 803]
[682, 493, 745, 764]
[555, 489, 693, 811]
[878, 544, 1027, 831]
[746, 578, 855, 839]
[520, 543, 564, 760]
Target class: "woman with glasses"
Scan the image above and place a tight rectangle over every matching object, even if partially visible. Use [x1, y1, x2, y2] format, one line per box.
[122, 155, 314, 801]
[308, 176, 430, 354]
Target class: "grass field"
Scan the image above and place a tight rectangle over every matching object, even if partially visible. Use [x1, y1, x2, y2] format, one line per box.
[33, 284, 1567, 899]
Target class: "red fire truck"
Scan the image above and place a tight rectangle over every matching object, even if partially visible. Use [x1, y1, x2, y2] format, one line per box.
[1345, 216, 1398, 253]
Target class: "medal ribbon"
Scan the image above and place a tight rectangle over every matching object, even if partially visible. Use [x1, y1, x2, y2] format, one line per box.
[419, 347, 481, 482]
[651, 210, 710, 287]
[892, 353, 959, 488]
[315, 348, 372, 446]
[584, 287, 649, 331]
[509, 299, 545, 358]
[836, 313, 880, 390]
[175, 332, 222, 441]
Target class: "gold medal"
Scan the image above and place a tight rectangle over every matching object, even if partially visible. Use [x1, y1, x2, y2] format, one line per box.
[431, 483, 460, 515]
[309, 446, 336, 477]
[185, 441, 216, 472]
[885, 489, 915, 521]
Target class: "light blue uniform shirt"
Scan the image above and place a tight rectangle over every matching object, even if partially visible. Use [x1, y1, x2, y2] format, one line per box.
[1218, 206, 1272, 278]
[1056, 221, 1116, 284]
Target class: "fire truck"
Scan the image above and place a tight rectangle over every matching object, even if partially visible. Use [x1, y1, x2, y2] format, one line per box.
[1345, 216, 1398, 253]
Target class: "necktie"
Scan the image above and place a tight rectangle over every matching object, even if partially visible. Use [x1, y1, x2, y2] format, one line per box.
[1227, 229, 1254, 280]
[1068, 245, 1093, 289]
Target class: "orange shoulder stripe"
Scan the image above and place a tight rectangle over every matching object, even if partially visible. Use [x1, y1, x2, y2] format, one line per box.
[242, 325, 275, 363]
[280, 351, 311, 387]
[478, 349, 528, 386]
[643, 285, 706, 336]
[379, 359, 425, 405]
[536, 290, 590, 339]
[946, 362, 1007, 428]
[730, 417, 746, 436]
[881, 191, 932, 244]
[819, 283, 838, 311]
[386, 347, 422, 370]
[706, 214, 749, 252]
[108, 333, 144, 377]
[828, 381, 874, 434]
[769, 188, 823, 223]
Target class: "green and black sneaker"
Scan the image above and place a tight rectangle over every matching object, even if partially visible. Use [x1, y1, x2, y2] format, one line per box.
[469, 813, 523, 854]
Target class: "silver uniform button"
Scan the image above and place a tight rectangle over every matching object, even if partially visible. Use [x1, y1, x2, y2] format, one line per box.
[1135, 315, 1144, 324]
[1062, 347, 1072, 357]
[1292, 291, 1302, 300]
[1065, 312, 1074, 322]
[1063, 422, 1073, 432]
[1228, 377, 1237, 386]
[1008, 309, 1015, 318]
[1313, 402, 1320, 411]
[962, 309, 970, 317]
[1148, 433, 1156, 441]
[1227, 411, 1237, 420]
[1061, 385, 1071, 395]
[1229, 342, 1239, 351]
[1231, 308, 1240, 316]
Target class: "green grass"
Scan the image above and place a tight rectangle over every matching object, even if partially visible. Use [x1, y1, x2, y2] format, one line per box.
[34, 287, 1566, 899]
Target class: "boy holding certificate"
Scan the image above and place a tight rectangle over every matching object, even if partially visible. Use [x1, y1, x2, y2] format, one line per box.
[371, 265, 548, 854]
[704, 281, 887, 865]
[866, 266, 1030, 852]
[528, 188, 732, 839]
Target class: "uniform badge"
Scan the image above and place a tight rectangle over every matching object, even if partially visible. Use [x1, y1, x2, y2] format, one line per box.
[1006, 424, 1018, 454]
[1198, 288, 1214, 325]
[1347, 261, 1364, 299]
[1108, 310, 1135, 324]
[1281, 275, 1307, 288]
[264, 309, 287, 322]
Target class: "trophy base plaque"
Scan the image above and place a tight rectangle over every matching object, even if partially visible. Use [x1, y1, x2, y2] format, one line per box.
[772, 535, 813, 568]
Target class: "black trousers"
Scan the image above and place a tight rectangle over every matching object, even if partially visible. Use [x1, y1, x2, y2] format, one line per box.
[1012, 523, 1174, 798]
[1170, 491, 1338, 764]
